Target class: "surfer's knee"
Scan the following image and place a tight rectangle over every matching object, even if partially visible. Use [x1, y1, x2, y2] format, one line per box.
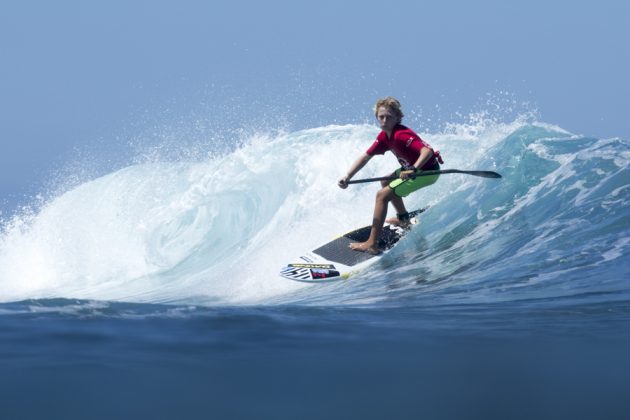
[376, 186, 395, 203]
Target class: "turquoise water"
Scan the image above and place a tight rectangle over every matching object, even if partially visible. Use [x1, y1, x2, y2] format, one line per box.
[1, 119, 629, 419]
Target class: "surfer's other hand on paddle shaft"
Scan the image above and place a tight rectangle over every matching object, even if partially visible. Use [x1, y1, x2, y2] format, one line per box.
[338, 176, 350, 189]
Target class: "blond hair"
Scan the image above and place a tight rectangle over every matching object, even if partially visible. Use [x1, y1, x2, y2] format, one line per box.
[374, 97, 404, 121]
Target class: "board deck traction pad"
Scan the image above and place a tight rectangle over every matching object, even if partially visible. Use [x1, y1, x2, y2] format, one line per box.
[280, 208, 425, 282]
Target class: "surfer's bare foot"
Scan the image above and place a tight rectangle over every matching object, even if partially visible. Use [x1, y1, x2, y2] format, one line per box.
[349, 242, 381, 255]
[386, 216, 411, 229]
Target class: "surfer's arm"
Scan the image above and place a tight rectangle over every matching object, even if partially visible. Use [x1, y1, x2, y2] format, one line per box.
[338, 153, 372, 188]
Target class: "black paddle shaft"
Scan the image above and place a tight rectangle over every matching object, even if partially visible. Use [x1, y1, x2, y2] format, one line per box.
[346, 169, 502, 184]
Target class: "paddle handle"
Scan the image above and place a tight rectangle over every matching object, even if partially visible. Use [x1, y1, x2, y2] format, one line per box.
[346, 169, 502, 184]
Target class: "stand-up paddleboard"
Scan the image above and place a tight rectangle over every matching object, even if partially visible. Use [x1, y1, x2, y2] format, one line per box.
[280, 209, 426, 283]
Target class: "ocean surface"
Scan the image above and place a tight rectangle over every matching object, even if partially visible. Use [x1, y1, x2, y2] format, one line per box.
[1, 118, 629, 419]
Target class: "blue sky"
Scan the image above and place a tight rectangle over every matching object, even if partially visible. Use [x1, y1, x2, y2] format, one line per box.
[1, 0, 628, 211]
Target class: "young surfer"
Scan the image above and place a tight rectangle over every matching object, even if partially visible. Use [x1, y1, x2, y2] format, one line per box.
[338, 97, 442, 254]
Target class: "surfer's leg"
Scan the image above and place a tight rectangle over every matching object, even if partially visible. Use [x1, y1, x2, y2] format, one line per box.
[391, 195, 407, 215]
[386, 195, 410, 227]
[386, 170, 440, 227]
[350, 186, 396, 254]
[382, 170, 409, 226]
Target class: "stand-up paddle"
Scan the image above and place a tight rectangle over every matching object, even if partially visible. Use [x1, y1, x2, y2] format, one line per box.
[347, 169, 501, 184]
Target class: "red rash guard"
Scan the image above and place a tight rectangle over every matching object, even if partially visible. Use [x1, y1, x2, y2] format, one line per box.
[366, 124, 440, 169]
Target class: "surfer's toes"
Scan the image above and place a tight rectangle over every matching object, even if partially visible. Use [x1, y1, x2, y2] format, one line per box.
[349, 242, 381, 255]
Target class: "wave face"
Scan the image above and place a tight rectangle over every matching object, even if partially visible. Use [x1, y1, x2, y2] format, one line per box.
[0, 120, 628, 308]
